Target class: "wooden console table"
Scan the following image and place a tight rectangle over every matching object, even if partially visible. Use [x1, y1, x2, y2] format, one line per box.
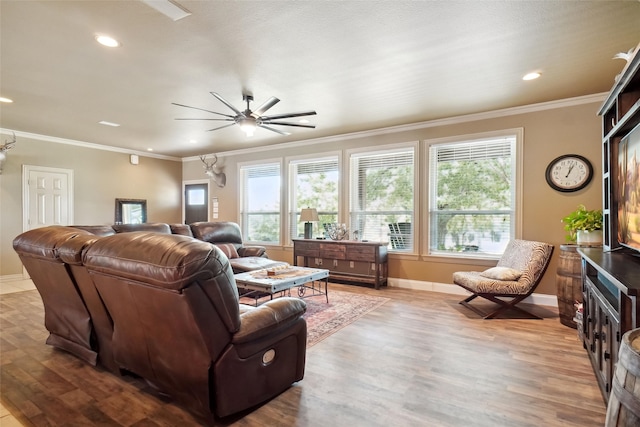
[292, 239, 388, 289]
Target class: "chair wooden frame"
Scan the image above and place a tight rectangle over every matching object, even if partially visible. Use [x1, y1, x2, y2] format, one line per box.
[458, 287, 542, 319]
[453, 240, 554, 320]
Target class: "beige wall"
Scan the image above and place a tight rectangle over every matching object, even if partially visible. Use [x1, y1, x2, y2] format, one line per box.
[183, 99, 603, 296]
[0, 135, 183, 276]
[1, 98, 604, 296]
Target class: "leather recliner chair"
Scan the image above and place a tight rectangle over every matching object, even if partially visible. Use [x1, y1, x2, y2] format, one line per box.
[189, 221, 286, 273]
[82, 232, 307, 419]
[12, 226, 99, 365]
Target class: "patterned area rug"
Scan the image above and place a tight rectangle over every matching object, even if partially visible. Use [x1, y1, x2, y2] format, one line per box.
[241, 288, 389, 347]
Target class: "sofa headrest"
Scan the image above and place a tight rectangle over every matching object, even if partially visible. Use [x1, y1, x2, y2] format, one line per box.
[57, 234, 103, 265]
[112, 223, 172, 234]
[83, 232, 232, 291]
[170, 223, 193, 237]
[71, 225, 117, 236]
[190, 221, 243, 245]
[13, 226, 92, 261]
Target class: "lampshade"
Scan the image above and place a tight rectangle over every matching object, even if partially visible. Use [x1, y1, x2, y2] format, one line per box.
[299, 208, 319, 222]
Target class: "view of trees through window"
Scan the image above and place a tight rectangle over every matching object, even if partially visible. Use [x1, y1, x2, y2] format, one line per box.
[240, 136, 516, 257]
[429, 137, 516, 255]
[290, 158, 339, 239]
[240, 163, 281, 243]
[350, 148, 415, 249]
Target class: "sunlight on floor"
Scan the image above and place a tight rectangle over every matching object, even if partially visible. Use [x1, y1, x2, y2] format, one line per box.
[0, 402, 24, 427]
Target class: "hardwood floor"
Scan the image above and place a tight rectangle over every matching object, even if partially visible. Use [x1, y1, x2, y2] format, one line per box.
[1, 284, 605, 426]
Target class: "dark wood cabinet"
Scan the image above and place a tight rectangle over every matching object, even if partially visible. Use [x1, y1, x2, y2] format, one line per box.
[582, 41, 640, 403]
[292, 239, 388, 289]
[579, 248, 640, 402]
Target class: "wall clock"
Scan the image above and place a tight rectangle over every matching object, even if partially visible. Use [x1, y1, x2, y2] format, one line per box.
[545, 154, 593, 192]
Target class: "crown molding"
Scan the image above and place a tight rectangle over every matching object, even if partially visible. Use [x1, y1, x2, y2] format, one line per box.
[189, 92, 607, 161]
[0, 129, 182, 162]
[2, 91, 606, 163]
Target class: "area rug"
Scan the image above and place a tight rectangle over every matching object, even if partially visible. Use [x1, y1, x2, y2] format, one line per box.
[240, 289, 389, 347]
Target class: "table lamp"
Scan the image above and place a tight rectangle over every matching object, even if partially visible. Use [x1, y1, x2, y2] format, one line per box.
[300, 208, 319, 239]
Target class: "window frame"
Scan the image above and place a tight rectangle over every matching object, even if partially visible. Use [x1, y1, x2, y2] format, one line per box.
[238, 158, 284, 245]
[346, 141, 418, 253]
[423, 128, 523, 260]
[286, 152, 341, 244]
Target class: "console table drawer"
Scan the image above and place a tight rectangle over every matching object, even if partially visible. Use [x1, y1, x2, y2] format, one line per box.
[320, 243, 346, 259]
[347, 245, 376, 261]
[294, 241, 319, 257]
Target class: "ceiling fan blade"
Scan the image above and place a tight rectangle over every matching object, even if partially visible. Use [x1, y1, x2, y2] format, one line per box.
[205, 123, 237, 132]
[251, 96, 280, 117]
[258, 124, 291, 135]
[210, 92, 243, 116]
[171, 102, 235, 118]
[260, 110, 317, 121]
[260, 121, 316, 129]
[175, 118, 235, 121]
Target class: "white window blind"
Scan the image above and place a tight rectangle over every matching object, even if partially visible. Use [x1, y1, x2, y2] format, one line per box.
[429, 136, 516, 256]
[289, 157, 339, 240]
[349, 147, 415, 250]
[240, 162, 281, 243]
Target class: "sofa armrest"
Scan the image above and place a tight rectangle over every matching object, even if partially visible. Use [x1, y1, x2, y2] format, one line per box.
[233, 297, 306, 344]
[237, 245, 267, 257]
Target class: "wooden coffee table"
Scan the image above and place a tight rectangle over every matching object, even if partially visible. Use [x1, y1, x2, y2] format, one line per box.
[235, 266, 329, 305]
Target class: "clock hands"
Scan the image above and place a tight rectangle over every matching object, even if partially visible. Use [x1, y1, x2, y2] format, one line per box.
[565, 162, 575, 178]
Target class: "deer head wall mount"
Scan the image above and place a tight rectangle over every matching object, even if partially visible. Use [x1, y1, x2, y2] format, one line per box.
[0, 132, 16, 175]
[199, 154, 226, 188]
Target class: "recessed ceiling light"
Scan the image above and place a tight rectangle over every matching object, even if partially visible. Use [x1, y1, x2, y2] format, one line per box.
[189, 139, 198, 144]
[523, 72, 541, 81]
[147, 148, 154, 151]
[0, 97, 13, 103]
[98, 120, 120, 127]
[95, 35, 120, 48]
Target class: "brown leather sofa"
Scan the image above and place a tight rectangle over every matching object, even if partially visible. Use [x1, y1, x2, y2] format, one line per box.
[12, 226, 99, 366]
[190, 221, 286, 272]
[73, 221, 285, 273]
[13, 226, 307, 419]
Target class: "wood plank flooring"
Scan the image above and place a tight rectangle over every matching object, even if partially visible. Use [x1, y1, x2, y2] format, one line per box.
[1, 284, 606, 426]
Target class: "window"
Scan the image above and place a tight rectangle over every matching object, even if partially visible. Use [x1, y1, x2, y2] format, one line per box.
[239, 161, 281, 243]
[187, 188, 205, 205]
[289, 156, 339, 240]
[349, 145, 416, 250]
[428, 132, 520, 256]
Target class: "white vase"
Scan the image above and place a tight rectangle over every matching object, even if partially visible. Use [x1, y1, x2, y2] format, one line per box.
[576, 230, 603, 246]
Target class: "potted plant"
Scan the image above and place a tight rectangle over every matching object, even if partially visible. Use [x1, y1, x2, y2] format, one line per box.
[561, 204, 603, 245]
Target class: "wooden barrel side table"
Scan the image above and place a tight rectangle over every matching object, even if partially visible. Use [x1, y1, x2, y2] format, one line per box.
[556, 244, 582, 329]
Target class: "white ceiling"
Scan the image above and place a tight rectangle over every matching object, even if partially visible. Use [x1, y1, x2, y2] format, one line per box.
[1, 1, 640, 158]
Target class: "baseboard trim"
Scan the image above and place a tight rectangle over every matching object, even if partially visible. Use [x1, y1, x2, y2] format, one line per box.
[0, 274, 27, 283]
[388, 278, 558, 308]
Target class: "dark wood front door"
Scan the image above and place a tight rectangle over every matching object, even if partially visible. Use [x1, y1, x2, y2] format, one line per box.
[184, 183, 208, 224]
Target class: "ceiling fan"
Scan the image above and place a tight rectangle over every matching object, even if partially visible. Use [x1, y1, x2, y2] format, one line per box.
[173, 92, 317, 137]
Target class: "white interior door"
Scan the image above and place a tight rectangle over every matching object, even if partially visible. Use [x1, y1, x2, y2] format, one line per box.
[23, 165, 74, 231]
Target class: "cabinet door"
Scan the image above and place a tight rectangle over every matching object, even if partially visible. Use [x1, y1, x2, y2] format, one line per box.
[584, 285, 596, 355]
[602, 313, 615, 395]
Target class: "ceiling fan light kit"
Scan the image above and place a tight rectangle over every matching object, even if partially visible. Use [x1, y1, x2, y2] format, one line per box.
[173, 92, 317, 137]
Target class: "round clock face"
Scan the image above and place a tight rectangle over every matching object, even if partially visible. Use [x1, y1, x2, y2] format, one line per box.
[545, 154, 593, 192]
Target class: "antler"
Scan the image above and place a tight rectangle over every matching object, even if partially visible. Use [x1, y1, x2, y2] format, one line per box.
[1, 132, 16, 153]
[199, 155, 217, 176]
